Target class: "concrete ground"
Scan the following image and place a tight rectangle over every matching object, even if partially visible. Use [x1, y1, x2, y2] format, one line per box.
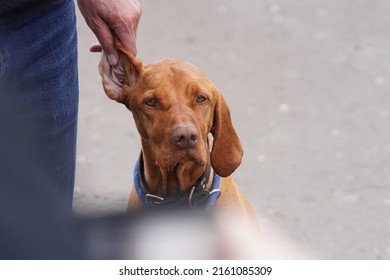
[74, 0, 390, 259]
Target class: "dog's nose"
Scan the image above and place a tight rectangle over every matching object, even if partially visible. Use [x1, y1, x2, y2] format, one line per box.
[171, 125, 199, 149]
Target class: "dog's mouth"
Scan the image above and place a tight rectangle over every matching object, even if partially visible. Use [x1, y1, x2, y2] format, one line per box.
[168, 148, 206, 171]
[152, 135, 210, 172]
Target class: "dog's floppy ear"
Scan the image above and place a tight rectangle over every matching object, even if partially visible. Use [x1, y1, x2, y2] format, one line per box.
[210, 91, 243, 177]
[99, 38, 143, 104]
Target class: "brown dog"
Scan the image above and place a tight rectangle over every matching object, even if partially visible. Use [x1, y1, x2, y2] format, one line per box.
[98, 41, 256, 220]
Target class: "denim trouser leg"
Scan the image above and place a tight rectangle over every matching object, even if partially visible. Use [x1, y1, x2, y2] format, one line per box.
[0, 0, 78, 211]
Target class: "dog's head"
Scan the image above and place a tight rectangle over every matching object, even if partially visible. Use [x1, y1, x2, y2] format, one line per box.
[99, 41, 243, 177]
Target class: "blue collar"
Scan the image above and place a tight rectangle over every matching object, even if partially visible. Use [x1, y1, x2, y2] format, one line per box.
[133, 154, 221, 209]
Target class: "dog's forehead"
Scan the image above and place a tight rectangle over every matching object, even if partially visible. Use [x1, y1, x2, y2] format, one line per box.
[140, 59, 209, 88]
[146, 59, 201, 74]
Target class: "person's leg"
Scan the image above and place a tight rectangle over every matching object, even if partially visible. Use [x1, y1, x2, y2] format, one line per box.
[0, 0, 78, 210]
[0, 0, 81, 258]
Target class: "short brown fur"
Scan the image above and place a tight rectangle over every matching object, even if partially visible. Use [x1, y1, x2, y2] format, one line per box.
[99, 39, 257, 221]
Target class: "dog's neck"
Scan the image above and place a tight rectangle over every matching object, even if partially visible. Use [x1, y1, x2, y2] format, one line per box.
[141, 142, 207, 196]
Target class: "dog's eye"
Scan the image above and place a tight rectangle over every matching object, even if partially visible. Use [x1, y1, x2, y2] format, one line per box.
[196, 95, 207, 103]
[144, 98, 159, 107]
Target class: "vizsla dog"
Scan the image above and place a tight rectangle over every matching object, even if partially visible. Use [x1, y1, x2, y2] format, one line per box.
[98, 40, 256, 220]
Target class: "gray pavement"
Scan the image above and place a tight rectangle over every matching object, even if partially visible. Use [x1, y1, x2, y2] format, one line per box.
[74, 0, 390, 259]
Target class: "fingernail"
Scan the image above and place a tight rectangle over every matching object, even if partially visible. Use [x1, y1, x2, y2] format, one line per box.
[108, 54, 118, 66]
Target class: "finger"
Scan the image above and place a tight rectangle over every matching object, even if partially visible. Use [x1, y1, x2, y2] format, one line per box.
[117, 0, 141, 56]
[89, 43, 103, 52]
[117, 30, 137, 56]
[93, 19, 119, 66]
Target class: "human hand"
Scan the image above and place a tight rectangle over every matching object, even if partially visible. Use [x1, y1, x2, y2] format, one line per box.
[77, 0, 141, 66]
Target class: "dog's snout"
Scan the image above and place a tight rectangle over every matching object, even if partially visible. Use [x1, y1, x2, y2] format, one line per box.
[171, 125, 199, 149]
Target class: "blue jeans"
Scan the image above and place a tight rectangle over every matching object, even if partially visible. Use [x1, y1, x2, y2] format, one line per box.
[0, 0, 78, 210]
[0, 0, 81, 259]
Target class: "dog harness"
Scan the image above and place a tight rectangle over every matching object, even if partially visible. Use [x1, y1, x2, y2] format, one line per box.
[133, 153, 221, 210]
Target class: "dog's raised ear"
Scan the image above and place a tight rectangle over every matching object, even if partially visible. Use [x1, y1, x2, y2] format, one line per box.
[99, 39, 143, 104]
[210, 91, 243, 177]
